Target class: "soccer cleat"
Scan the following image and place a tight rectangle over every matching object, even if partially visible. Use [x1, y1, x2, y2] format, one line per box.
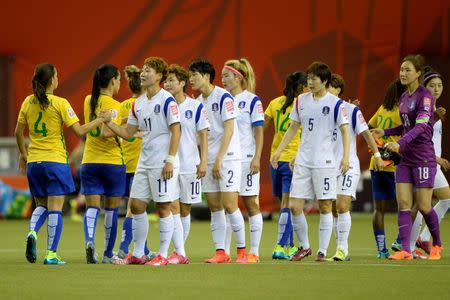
[272, 245, 286, 260]
[327, 248, 350, 262]
[167, 252, 189, 265]
[102, 255, 120, 264]
[285, 246, 299, 260]
[428, 245, 443, 260]
[388, 250, 413, 261]
[114, 254, 147, 265]
[145, 255, 169, 266]
[247, 253, 260, 263]
[146, 250, 157, 261]
[315, 251, 326, 262]
[26, 231, 37, 263]
[43, 251, 66, 265]
[377, 250, 390, 259]
[117, 249, 128, 259]
[412, 249, 427, 260]
[236, 249, 248, 264]
[416, 238, 432, 255]
[85, 241, 99, 264]
[391, 240, 402, 252]
[291, 247, 312, 261]
[205, 250, 231, 263]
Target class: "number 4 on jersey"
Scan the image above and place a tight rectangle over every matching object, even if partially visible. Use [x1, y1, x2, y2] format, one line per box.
[34, 111, 48, 136]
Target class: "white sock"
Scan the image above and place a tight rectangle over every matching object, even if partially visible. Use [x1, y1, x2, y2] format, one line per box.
[47, 213, 58, 250]
[292, 213, 310, 249]
[158, 214, 174, 258]
[211, 210, 226, 250]
[224, 214, 232, 255]
[132, 212, 148, 258]
[228, 209, 246, 249]
[181, 215, 191, 242]
[85, 207, 99, 240]
[420, 199, 450, 241]
[29, 206, 47, 232]
[277, 212, 288, 244]
[337, 212, 351, 254]
[249, 213, 263, 256]
[104, 209, 114, 252]
[318, 213, 333, 255]
[333, 216, 338, 246]
[410, 212, 423, 250]
[172, 214, 185, 257]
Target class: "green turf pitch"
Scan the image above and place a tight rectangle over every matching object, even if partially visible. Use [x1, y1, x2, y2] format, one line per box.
[0, 213, 449, 299]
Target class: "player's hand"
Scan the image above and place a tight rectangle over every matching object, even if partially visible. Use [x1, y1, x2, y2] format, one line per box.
[436, 107, 446, 120]
[162, 162, 174, 180]
[340, 158, 349, 175]
[212, 158, 222, 180]
[437, 157, 450, 172]
[370, 128, 385, 139]
[196, 161, 207, 179]
[99, 109, 112, 122]
[250, 156, 260, 175]
[289, 158, 295, 171]
[374, 156, 384, 171]
[18, 154, 27, 175]
[271, 152, 281, 169]
[385, 142, 400, 153]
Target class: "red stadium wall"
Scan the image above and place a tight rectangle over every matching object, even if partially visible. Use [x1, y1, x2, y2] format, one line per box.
[1, 0, 449, 212]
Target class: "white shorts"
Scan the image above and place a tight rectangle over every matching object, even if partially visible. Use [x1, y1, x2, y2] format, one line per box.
[239, 161, 260, 196]
[202, 160, 241, 193]
[336, 173, 360, 200]
[179, 173, 202, 204]
[130, 167, 179, 203]
[290, 166, 337, 200]
[434, 167, 449, 190]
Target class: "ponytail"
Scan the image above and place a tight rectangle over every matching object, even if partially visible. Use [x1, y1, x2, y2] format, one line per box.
[32, 63, 55, 111]
[124, 65, 142, 95]
[281, 71, 307, 114]
[90, 64, 119, 120]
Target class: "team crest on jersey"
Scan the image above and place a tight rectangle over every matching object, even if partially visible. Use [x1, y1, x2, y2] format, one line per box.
[111, 109, 118, 119]
[358, 113, 366, 124]
[238, 101, 246, 109]
[212, 103, 219, 112]
[322, 106, 330, 115]
[154, 104, 161, 114]
[171, 104, 179, 116]
[408, 99, 416, 110]
[225, 101, 234, 112]
[257, 102, 263, 114]
[185, 110, 193, 119]
[67, 108, 76, 118]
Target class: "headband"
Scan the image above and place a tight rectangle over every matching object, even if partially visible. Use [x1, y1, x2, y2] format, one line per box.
[423, 72, 441, 86]
[224, 65, 244, 78]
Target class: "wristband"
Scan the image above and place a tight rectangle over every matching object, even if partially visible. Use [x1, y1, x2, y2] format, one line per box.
[166, 155, 175, 164]
[374, 152, 381, 158]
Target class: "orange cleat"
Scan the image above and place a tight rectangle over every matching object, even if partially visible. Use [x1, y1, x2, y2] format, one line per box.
[247, 253, 260, 263]
[236, 248, 248, 264]
[416, 238, 432, 255]
[428, 245, 443, 260]
[205, 250, 231, 264]
[388, 250, 413, 261]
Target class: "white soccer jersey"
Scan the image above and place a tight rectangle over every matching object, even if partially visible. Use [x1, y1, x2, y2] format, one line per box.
[178, 96, 210, 174]
[128, 88, 180, 169]
[333, 102, 369, 175]
[235, 90, 264, 162]
[433, 120, 442, 157]
[199, 86, 241, 163]
[290, 91, 349, 168]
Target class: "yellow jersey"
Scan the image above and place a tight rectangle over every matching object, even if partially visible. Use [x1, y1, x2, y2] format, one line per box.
[17, 94, 79, 163]
[82, 94, 124, 165]
[120, 98, 142, 173]
[368, 104, 402, 172]
[265, 95, 301, 162]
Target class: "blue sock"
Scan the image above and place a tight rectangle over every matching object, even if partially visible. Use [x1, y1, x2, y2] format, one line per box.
[119, 217, 133, 253]
[84, 206, 100, 244]
[104, 208, 118, 258]
[374, 229, 387, 252]
[144, 240, 150, 256]
[29, 205, 48, 233]
[279, 208, 293, 246]
[47, 211, 63, 252]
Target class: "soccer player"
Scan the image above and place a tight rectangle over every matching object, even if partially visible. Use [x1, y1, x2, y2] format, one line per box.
[164, 64, 209, 264]
[221, 58, 264, 263]
[103, 57, 181, 266]
[188, 59, 247, 263]
[264, 72, 310, 260]
[328, 74, 384, 261]
[117, 65, 154, 260]
[271, 62, 350, 262]
[81, 64, 125, 264]
[372, 55, 442, 260]
[16, 63, 106, 264]
[367, 80, 404, 258]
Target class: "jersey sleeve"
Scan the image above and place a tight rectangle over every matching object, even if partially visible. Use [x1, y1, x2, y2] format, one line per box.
[164, 97, 180, 126]
[250, 96, 264, 127]
[195, 102, 210, 131]
[220, 93, 236, 122]
[17, 99, 28, 124]
[289, 98, 300, 123]
[354, 108, 369, 135]
[335, 100, 349, 127]
[109, 101, 122, 126]
[60, 99, 80, 127]
[127, 101, 138, 126]
[264, 100, 273, 118]
[119, 101, 130, 124]
[368, 106, 380, 128]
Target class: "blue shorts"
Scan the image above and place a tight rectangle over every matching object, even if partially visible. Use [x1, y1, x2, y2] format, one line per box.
[27, 162, 75, 197]
[270, 162, 293, 197]
[81, 163, 126, 197]
[370, 170, 396, 201]
[124, 172, 135, 197]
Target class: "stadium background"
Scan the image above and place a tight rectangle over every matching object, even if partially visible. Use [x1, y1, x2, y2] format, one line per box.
[0, 0, 449, 213]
